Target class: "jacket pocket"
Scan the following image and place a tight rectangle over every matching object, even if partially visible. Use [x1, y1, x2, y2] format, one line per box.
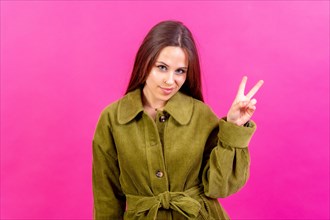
[196, 195, 213, 220]
[198, 194, 233, 220]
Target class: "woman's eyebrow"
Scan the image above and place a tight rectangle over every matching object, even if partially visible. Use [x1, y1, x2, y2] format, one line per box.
[156, 61, 169, 67]
[156, 61, 188, 69]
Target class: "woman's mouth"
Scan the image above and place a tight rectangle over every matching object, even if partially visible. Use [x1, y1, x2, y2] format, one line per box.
[160, 87, 174, 95]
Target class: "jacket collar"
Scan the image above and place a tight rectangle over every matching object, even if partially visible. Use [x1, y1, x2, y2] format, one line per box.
[117, 88, 193, 125]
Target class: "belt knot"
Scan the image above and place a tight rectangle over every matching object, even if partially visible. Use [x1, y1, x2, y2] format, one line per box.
[126, 185, 205, 219]
[159, 191, 171, 209]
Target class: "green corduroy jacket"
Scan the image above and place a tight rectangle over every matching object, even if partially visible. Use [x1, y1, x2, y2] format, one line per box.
[92, 88, 256, 220]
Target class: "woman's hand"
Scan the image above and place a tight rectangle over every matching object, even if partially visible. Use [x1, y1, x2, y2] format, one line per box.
[227, 76, 264, 126]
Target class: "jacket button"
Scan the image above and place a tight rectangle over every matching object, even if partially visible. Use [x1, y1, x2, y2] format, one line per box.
[155, 170, 164, 178]
[159, 115, 166, 122]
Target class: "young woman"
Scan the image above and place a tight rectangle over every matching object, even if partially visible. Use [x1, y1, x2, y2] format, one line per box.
[92, 20, 263, 219]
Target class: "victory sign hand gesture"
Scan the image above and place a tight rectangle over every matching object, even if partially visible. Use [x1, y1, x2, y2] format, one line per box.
[227, 76, 264, 126]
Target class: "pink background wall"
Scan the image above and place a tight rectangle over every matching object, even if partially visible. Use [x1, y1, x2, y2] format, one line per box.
[1, 1, 329, 219]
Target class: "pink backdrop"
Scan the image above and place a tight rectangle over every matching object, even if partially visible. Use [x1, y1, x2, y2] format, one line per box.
[1, 1, 329, 219]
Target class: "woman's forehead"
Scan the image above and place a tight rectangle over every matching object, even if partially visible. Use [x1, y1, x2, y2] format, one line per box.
[156, 46, 188, 67]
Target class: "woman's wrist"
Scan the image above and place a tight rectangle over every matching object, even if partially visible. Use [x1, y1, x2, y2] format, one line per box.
[226, 117, 249, 127]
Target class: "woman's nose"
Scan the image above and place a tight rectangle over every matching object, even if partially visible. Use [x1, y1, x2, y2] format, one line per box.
[165, 73, 174, 85]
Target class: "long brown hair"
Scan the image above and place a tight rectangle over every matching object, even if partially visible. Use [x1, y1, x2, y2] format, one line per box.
[125, 20, 203, 101]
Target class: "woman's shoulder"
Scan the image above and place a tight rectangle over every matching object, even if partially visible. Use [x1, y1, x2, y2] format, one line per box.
[175, 93, 219, 123]
[99, 98, 121, 115]
[101, 90, 139, 111]
[98, 89, 144, 125]
[191, 97, 217, 117]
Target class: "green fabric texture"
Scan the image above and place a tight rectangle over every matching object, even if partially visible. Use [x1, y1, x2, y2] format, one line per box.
[92, 89, 256, 220]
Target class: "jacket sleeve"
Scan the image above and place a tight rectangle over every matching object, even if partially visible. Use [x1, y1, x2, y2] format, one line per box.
[202, 118, 256, 198]
[92, 110, 126, 219]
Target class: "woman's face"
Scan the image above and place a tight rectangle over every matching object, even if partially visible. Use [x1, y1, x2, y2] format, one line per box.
[143, 46, 188, 107]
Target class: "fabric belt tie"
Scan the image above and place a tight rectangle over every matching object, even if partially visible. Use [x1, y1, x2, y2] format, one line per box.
[126, 185, 204, 220]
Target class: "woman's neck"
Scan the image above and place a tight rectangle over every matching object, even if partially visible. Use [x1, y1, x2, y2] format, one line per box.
[142, 89, 166, 119]
[142, 89, 166, 111]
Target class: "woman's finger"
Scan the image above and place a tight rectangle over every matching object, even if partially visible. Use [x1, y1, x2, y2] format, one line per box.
[245, 99, 256, 109]
[239, 100, 249, 109]
[236, 76, 248, 97]
[246, 80, 264, 99]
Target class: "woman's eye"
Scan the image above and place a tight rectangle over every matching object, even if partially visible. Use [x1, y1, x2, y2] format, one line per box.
[176, 69, 186, 74]
[157, 65, 167, 71]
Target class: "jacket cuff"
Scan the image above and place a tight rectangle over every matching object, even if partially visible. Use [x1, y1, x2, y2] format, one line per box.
[218, 118, 256, 148]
